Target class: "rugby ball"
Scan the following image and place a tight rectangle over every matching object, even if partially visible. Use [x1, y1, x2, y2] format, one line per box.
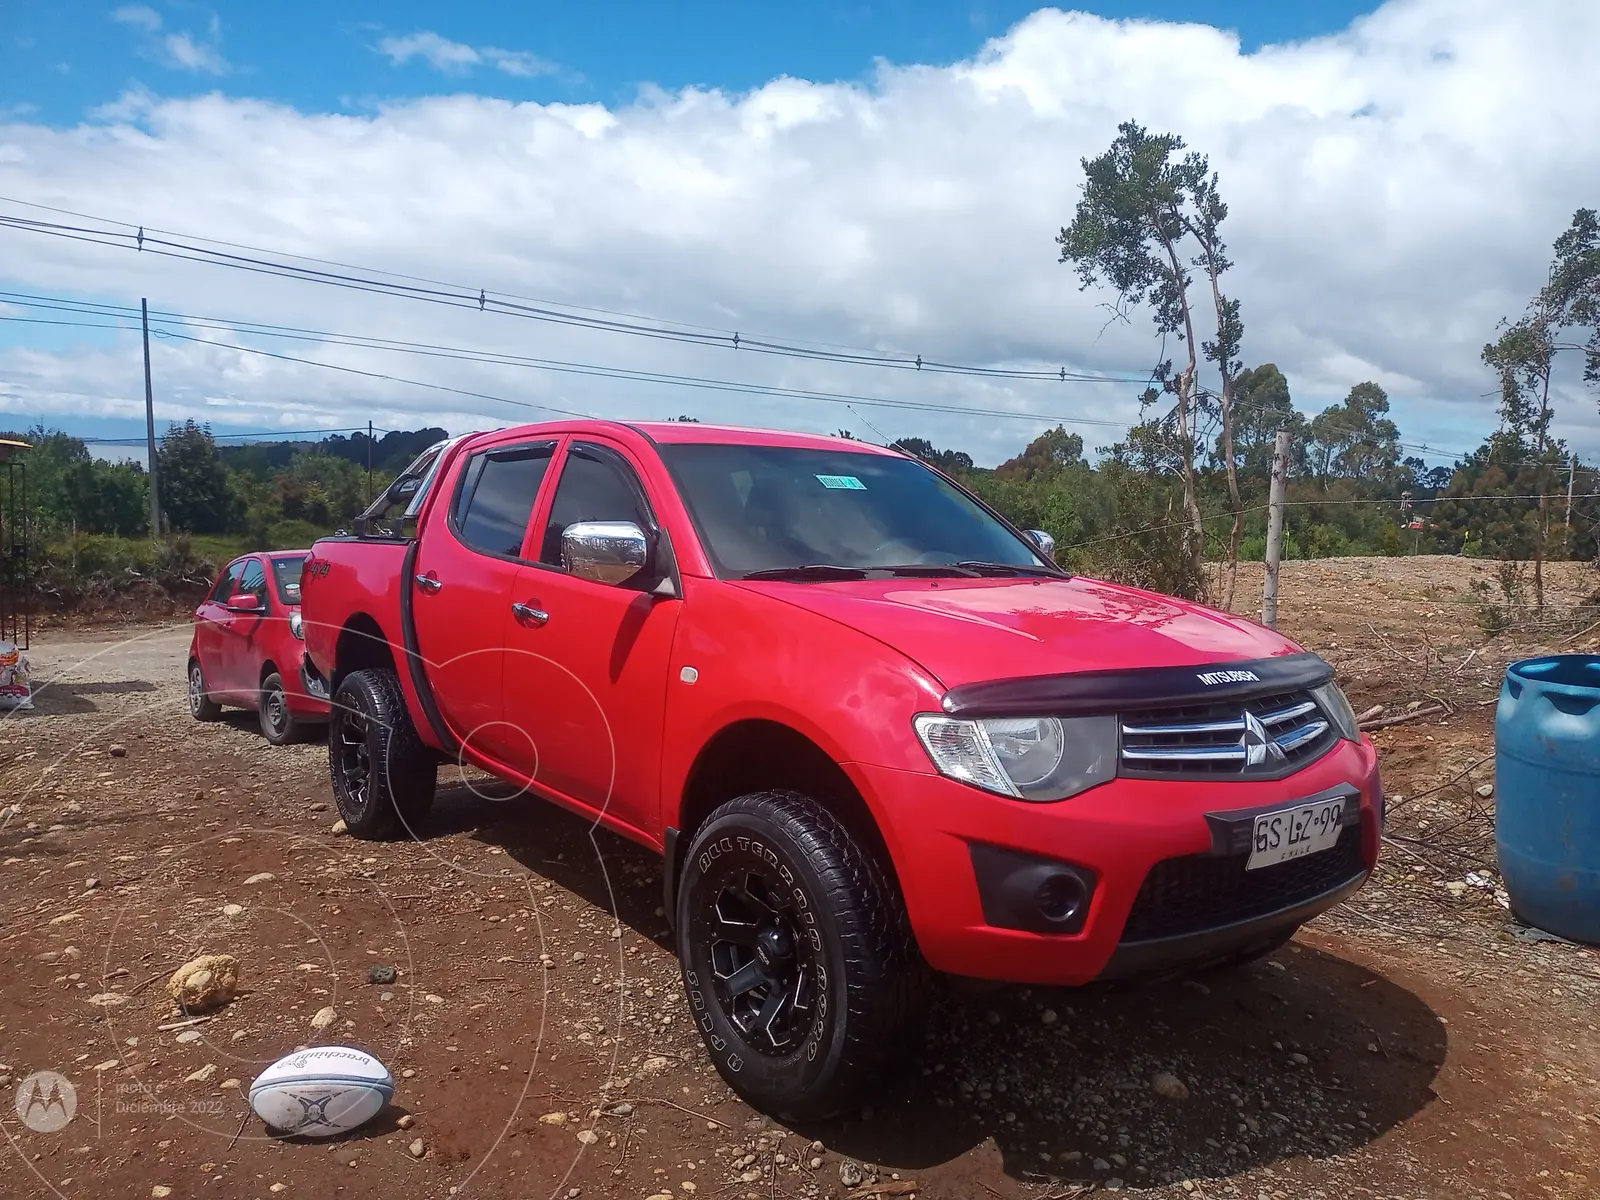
[249, 1046, 393, 1137]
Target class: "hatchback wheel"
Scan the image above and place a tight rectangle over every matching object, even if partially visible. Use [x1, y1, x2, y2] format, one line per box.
[258, 672, 300, 746]
[188, 659, 222, 721]
[328, 668, 436, 838]
[675, 790, 924, 1120]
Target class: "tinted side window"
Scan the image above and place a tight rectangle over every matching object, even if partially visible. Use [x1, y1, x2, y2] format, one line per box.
[238, 559, 269, 605]
[210, 561, 245, 601]
[540, 445, 650, 566]
[453, 444, 555, 558]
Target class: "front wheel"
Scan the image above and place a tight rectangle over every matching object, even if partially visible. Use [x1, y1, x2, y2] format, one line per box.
[328, 668, 436, 839]
[258, 672, 301, 746]
[675, 790, 924, 1121]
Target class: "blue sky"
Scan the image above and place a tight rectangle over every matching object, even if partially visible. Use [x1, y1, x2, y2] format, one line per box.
[6, 2, 1372, 126]
[2, 1, 1596, 467]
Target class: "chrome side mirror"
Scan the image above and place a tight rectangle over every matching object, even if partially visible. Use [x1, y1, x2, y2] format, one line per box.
[1024, 529, 1056, 559]
[562, 520, 650, 585]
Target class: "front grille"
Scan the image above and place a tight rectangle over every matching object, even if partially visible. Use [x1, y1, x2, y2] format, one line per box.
[1120, 824, 1366, 943]
[1119, 688, 1335, 779]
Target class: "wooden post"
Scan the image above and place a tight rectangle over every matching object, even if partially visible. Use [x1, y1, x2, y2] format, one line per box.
[1566, 453, 1576, 530]
[1262, 429, 1290, 628]
[141, 298, 161, 538]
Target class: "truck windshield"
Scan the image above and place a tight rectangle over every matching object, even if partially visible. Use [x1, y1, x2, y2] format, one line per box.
[658, 443, 1053, 579]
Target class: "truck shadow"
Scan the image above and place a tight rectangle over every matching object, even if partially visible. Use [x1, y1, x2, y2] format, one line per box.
[429, 780, 1447, 1190]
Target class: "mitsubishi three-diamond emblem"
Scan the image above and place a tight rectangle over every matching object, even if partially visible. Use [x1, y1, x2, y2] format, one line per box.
[1239, 710, 1286, 769]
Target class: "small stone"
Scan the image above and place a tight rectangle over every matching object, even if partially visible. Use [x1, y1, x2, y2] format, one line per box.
[185, 1064, 218, 1083]
[269, 1186, 286, 1194]
[330, 820, 348, 836]
[167, 954, 241, 1013]
[576, 1129, 599, 1145]
[151, 1189, 171, 1198]
[222, 904, 244, 918]
[87, 993, 128, 1007]
[1092, 1157, 1111, 1172]
[808, 1157, 823, 1169]
[839, 1161, 864, 1188]
[83, 877, 100, 891]
[1040, 1009, 1058, 1025]
[1289, 1052, 1310, 1066]
[540, 1112, 568, 1125]
[638, 1055, 671, 1078]
[109, 745, 127, 758]
[397, 1114, 415, 1130]
[1475, 782, 1494, 799]
[1151, 1072, 1190, 1101]
[368, 965, 397, 985]
[408, 1138, 426, 1159]
[310, 1006, 337, 1032]
[175, 1031, 202, 1045]
[423, 993, 444, 1005]
[220, 1078, 241, 1090]
[243, 872, 275, 885]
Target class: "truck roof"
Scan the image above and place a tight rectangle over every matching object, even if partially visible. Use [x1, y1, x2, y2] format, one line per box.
[468, 420, 905, 456]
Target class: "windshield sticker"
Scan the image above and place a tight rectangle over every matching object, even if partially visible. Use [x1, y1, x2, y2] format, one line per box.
[815, 474, 867, 491]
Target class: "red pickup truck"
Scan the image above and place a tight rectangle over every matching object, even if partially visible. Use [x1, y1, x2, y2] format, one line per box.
[302, 420, 1381, 1119]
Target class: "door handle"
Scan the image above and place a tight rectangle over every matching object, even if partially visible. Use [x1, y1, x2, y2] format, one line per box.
[511, 602, 549, 626]
[414, 573, 442, 593]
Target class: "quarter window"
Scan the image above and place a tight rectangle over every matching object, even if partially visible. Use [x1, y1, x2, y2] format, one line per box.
[453, 444, 556, 558]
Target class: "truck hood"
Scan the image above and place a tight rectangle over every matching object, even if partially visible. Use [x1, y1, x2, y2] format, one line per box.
[735, 575, 1301, 690]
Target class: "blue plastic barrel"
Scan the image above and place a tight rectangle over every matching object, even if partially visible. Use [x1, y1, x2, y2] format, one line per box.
[1495, 655, 1600, 945]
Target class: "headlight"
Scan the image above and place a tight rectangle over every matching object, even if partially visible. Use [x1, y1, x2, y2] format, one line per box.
[289, 611, 305, 640]
[913, 714, 1117, 801]
[1310, 681, 1359, 741]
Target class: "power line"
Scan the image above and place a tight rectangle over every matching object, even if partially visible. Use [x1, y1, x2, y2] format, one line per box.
[0, 296, 1149, 430]
[0, 199, 1155, 385]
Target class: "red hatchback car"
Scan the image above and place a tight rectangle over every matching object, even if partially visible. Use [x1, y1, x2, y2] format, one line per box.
[187, 550, 330, 743]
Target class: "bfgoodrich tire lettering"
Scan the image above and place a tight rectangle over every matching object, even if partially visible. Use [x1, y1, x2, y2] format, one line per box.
[675, 790, 923, 1120]
[328, 668, 437, 839]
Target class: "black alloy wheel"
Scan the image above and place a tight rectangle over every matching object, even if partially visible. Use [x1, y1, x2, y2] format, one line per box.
[676, 790, 924, 1120]
[327, 668, 436, 839]
[704, 868, 820, 1056]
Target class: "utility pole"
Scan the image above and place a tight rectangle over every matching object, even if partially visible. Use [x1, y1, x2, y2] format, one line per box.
[1262, 429, 1290, 629]
[1566, 453, 1576, 530]
[366, 420, 374, 504]
[141, 298, 161, 538]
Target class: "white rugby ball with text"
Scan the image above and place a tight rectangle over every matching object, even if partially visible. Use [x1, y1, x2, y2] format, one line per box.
[249, 1046, 393, 1137]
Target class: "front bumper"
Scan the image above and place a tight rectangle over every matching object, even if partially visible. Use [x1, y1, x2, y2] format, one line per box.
[847, 736, 1381, 986]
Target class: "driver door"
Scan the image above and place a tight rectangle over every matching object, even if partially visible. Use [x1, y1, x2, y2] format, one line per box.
[503, 439, 682, 841]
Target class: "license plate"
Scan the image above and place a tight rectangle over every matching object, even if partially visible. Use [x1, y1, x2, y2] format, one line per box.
[1247, 799, 1345, 870]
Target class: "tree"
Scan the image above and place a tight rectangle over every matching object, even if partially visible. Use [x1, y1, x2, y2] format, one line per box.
[1230, 364, 1308, 478]
[891, 437, 974, 475]
[1543, 208, 1600, 392]
[993, 426, 1084, 480]
[1307, 383, 1400, 480]
[1182, 162, 1248, 606]
[1058, 121, 1215, 592]
[158, 421, 236, 534]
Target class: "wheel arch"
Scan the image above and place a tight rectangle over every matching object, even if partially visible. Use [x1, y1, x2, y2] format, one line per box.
[667, 717, 902, 928]
[331, 613, 396, 695]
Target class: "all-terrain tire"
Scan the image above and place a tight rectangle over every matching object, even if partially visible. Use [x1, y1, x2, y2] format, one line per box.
[188, 658, 223, 721]
[258, 671, 302, 746]
[328, 668, 437, 839]
[675, 790, 925, 1121]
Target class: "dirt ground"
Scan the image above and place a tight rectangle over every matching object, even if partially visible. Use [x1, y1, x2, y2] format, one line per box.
[3, 556, 1599, 1200]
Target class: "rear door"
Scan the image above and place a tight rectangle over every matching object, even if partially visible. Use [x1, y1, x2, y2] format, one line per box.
[410, 438, 558, 766]
[503, 439, 682, 839]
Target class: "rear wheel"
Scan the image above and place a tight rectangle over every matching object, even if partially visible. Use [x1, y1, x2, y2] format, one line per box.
[328, 668, 436, 838]
[188, 659, 222, 721]
[675, 790, 924, 1121]
[258, 672, 300, 746]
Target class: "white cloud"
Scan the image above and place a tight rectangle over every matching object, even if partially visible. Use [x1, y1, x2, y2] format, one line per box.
[111, 5, 230, 75]
[376, 30, 561, 79]
[161, 32, 229, 75]
[112, 5, 162, 33]
[6, 0, 1600, 464]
